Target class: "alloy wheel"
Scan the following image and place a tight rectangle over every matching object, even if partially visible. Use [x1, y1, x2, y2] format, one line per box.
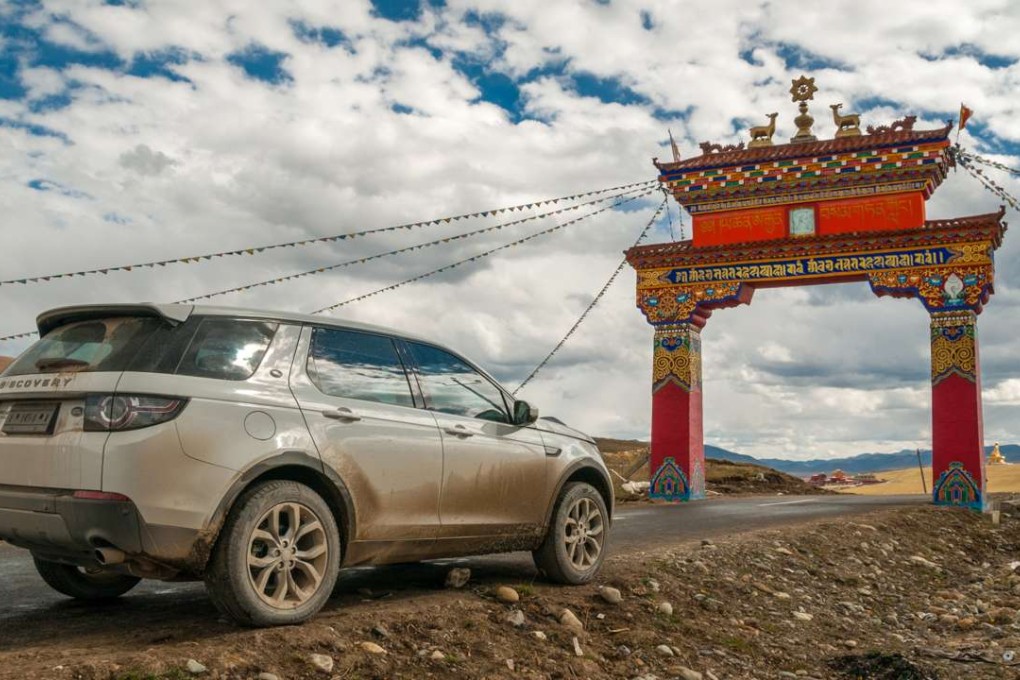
[563, 496, 604, 569]
[246, 502, 329, 609]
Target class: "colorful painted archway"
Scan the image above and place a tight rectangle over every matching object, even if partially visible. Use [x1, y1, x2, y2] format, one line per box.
[626, 77, 1006, 511]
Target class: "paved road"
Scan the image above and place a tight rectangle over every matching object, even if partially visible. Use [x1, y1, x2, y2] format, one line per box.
[0, 493, 924, 634]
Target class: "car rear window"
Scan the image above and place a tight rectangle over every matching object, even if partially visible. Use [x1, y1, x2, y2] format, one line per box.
[5, 317, 162, 376]
[127, 317, 278, 381]
[6, 315, 278, 381]
[175, 318, 277, 380]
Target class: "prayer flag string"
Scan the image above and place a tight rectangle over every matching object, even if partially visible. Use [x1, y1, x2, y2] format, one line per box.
[174, 184, 651, 304]
[512, 197, 667, 395]
[309, 188, 657, 315]
[0, 179, 656, 289]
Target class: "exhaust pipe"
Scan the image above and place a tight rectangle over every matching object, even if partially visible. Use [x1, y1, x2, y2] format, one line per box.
[94, 547, 126, 565]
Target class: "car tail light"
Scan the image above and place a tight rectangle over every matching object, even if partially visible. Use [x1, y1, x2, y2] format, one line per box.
[84, 394, 188, 432]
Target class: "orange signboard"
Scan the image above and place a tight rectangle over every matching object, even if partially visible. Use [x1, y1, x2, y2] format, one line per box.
[692, 206, 786, 246]
[817, 192, 925, 236]
[691, 191, 927, 246]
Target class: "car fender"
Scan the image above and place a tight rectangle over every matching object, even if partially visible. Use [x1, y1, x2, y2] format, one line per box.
[198, 451, 357, 564]
[543, 459, 614, 530]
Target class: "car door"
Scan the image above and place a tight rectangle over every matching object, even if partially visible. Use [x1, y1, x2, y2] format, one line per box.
[289, 326, 443, 552]
[401, 340, 548, 545]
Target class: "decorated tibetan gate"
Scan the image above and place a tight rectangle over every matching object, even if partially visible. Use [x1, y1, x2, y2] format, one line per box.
[625, 76, 1007, 510]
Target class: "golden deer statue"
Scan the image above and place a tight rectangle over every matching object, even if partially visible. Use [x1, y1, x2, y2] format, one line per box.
[748, 112, 778, 148]
[830, 103, 861, 137]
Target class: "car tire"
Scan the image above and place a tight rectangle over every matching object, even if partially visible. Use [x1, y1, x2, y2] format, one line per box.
[204, 480, 341, 627]
[533, 481, 608, 585]
[32, 556, 141, 600]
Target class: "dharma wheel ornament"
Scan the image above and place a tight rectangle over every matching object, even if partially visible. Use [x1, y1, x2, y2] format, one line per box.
[789, 74, 818, 143]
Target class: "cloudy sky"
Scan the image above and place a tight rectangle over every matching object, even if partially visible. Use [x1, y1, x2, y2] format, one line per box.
[1, 0, 1018, 460]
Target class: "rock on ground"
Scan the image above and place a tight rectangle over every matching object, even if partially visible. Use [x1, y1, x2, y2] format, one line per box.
[599, 586, 623, 604]
[444, 567, 471, 588]
[559, 608, 584, 633]
[308, 654, 333, 674]
[495, 585, 520, 603]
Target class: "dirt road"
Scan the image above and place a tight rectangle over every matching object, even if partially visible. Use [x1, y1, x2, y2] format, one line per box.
[1, 494, 923, 632]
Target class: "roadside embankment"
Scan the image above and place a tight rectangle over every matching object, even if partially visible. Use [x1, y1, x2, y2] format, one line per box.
[3, 503, 1019, 678]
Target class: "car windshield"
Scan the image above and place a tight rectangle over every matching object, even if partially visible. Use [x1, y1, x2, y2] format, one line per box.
[5, 317, 162, 376]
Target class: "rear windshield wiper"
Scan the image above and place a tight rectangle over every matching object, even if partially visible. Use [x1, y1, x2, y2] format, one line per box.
[34, 358, 90, 373]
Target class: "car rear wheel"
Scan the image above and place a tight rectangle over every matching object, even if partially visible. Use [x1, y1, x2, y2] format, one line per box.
[32, 556, 141, 600]
[204, 480, 341, 627]
[533, 482, 608, 584]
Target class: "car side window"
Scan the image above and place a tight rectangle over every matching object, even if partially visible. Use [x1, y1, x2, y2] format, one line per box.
[307, 328, 415, 408]
[407, 342, 510, 423]
[176, 318, 278, 381]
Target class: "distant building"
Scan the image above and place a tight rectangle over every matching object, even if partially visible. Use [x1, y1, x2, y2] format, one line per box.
[989, 442, 1007, 465]
[814, 469, 883, 487]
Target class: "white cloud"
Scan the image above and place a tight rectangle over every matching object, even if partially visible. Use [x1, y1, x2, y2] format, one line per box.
[0, 0, 1018, 459]
[985, 379, 1020, 405]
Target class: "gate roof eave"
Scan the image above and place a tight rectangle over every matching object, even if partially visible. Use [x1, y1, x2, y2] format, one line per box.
[625, 208, 1007, 271]
[653, 123, 953, 176]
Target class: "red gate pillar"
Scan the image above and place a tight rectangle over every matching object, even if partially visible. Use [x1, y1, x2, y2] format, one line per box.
[930, 311, 985, 510]
[649, 323, 705, 501]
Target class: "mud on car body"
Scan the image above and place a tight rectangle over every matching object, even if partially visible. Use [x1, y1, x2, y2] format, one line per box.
[0, 303, 613, 626]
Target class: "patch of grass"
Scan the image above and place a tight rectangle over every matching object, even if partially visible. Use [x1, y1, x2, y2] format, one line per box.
[720, 635, 755, 653]
[113, 669, 189, 680]
[514, 583, 535, 597]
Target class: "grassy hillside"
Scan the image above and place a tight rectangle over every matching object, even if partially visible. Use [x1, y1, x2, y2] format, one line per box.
[594, 438, 826, 497]
[593, 437, 1020, 478]
[0, 356, 12, 373]
[841, 464, 1020, 495]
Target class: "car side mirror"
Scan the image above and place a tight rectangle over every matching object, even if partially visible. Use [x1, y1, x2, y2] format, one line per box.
[513, 400, 539, 425]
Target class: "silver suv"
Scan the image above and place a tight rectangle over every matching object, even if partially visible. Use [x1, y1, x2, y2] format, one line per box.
[0, 304, 612, 626]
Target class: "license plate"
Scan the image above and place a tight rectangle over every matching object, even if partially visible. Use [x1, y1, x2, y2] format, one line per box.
[2, 402, 60, 435]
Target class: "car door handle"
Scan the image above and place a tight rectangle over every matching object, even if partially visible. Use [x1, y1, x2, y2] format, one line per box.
[443, 425, 474, 438]
[544, 445, 562, 457]
[323, 407, 362, 422]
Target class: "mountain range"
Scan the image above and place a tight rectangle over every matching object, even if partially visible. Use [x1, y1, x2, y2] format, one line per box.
[705, 444, 1020, 477]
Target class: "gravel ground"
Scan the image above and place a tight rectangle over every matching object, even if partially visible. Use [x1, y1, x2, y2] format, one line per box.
[3, 501, 1020, 679]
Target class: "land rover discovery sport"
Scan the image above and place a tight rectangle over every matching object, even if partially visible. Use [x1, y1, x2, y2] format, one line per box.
[0, 304, 612, 626]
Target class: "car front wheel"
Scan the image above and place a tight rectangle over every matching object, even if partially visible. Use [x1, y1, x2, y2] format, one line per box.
[204, 480, 341, 627]
[32, 556, 141, 600]
[533, 481, 608, 584]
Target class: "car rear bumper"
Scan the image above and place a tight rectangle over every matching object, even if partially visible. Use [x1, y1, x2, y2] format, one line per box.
[0, 485, 198, 576]
[0, 485, 142, 556]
